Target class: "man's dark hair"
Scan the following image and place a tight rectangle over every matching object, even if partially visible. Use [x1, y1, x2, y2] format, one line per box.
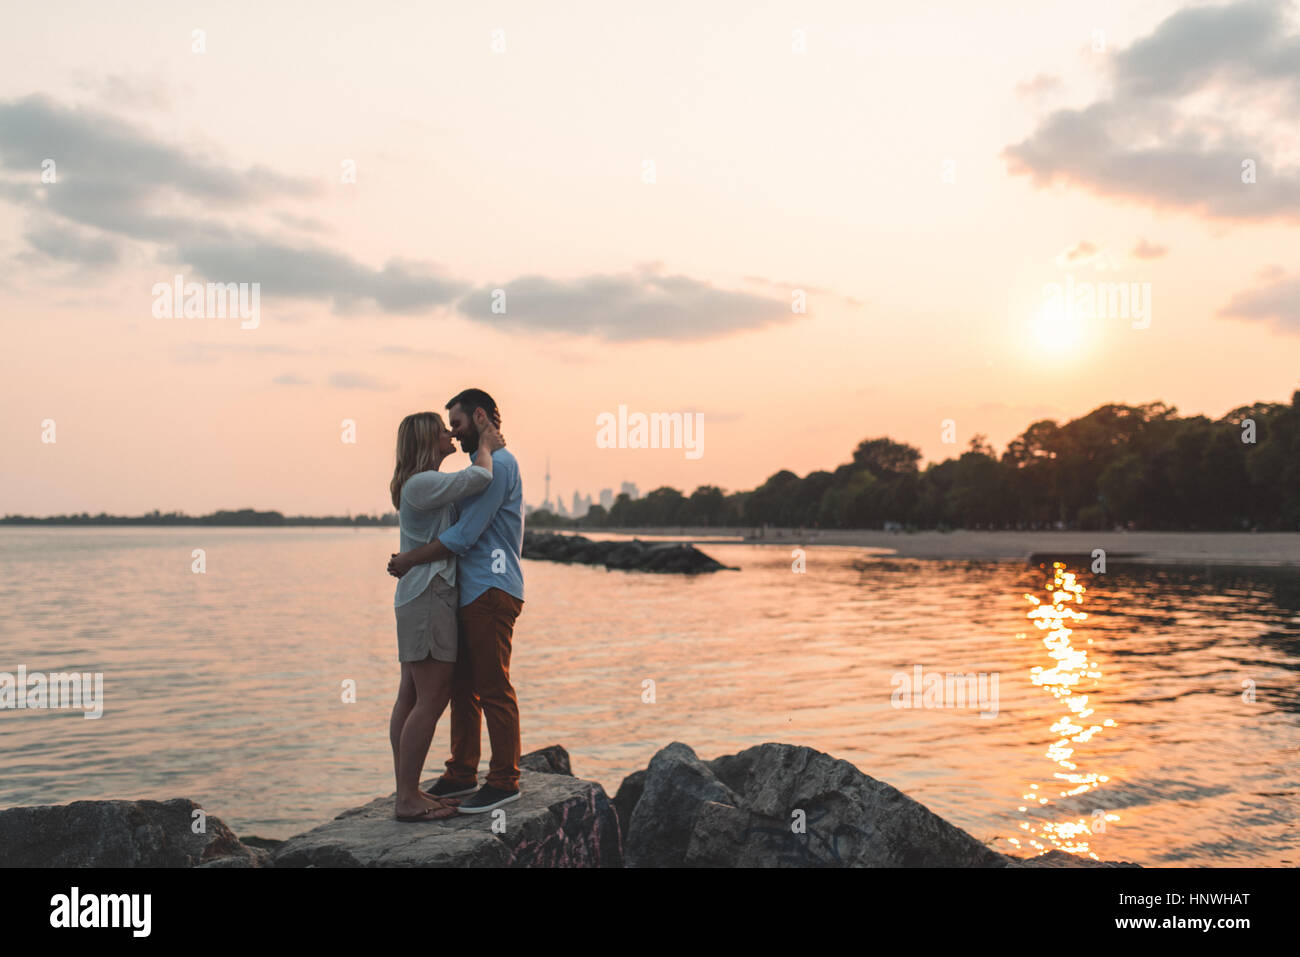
[446, 388, 501, 428]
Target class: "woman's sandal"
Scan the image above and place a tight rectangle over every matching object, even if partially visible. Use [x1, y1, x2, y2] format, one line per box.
[395, 799, 457, 822]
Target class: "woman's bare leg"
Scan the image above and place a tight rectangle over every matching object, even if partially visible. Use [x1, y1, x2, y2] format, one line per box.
[392, 660, 456, 808]
[395, 656, 456, 818]
[390, 661, 417, 795]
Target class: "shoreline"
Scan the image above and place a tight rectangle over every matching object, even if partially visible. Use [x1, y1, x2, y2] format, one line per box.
[5, 522, 1294, 566]
[7, 523, 1298, 569]
[580, 527, 1300, 569]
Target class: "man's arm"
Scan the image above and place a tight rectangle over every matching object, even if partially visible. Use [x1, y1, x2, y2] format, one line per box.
[387, 455, 514, 578]
[388, 537, 453, 578]
[437, 453, 513, 555]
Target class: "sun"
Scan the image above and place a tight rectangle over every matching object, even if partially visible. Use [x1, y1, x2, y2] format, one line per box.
[1031, 300, 1086, 355]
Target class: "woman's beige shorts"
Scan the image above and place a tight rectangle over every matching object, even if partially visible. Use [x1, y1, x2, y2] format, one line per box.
[395, 575, 459, 663]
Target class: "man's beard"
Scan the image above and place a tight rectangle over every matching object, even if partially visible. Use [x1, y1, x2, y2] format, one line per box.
[459, 430, 479, 454]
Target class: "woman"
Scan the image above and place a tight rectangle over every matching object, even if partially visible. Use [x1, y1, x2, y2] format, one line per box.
[388, 410, 504, 821]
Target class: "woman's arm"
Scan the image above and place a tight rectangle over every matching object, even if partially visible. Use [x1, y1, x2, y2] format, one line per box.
[401, 442, 494, 511]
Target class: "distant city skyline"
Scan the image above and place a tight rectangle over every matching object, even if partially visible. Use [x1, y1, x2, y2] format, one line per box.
[529, 477, 640, 517]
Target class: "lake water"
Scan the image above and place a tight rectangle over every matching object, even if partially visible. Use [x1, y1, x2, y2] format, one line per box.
[1, 527, 1296, 866]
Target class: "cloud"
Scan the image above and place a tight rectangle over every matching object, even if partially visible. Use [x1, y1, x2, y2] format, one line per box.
[0, 94, 318, 244]
[274, 211, 334, 233]
[1057, 240, 1100, 266]
[169, 236, 467, 313]
[1110, 0, 1300, 100]
[741, 274, 865, 308]
[455, 268, 792, 341]
[1131, 237, 1169, 259]
[1003, 0, 1300, 221]
[329, 371, 392, 390]
[22, 221, 121, 266]
[1218, 272, 1300, 333]
[273, 373, 310, 386]
[0, 94, 804, 341]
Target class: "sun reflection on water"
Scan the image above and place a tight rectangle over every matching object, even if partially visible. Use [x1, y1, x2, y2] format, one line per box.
[1009, 561, 1119, 859]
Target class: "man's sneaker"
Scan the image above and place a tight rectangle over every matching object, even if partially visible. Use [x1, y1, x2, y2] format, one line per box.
[426, 777, 478, 799]
[455, 785, 521, 814]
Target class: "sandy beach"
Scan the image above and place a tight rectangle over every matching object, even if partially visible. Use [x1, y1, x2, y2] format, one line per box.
[591, 527, 1300, 568]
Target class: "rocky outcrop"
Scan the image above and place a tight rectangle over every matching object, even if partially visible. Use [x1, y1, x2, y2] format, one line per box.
[269, 746, 621, 867]
[622, 743, 739, 866]
[519, 743, 572, 776]
[522, 532, 734, 574]
[0, 742, 1139, 868]
[0, 797, 267, 867]
[618, 742, 1139, 868]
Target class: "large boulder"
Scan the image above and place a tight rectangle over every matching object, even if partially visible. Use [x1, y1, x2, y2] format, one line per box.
[618, 742, 1135, 867]
[271, 762, 621, 867]
[0, 798, 267, 867]
[623, 742, 738, 867]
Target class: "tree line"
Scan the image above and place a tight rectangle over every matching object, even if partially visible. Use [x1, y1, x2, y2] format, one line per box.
[529, 393, 1300, 532]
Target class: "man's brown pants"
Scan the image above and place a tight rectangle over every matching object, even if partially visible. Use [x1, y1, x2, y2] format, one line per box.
[444, 587, 524, 791]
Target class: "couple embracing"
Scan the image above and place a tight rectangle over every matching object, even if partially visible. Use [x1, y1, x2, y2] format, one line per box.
[386, 388, 525, 822]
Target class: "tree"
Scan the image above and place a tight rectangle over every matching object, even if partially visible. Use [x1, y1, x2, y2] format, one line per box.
[683, 485, 728, 526]
[743, 470, 801, 525]
[573, 394, 1297, 532]
[851, 438, 921, 479]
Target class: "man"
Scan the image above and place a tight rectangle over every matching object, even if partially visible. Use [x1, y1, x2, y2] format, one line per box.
[387, 388, 525, 814]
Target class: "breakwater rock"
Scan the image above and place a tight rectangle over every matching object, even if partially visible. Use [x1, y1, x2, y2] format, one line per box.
[269, 747, 620, 867]
[0, 742, 1138, 868]
[613, 742, 1140, 868]
[522, 531, 735, 573]
[0, 797, 268, 867]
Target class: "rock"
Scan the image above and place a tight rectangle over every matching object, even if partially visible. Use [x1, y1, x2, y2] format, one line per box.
[620, 742, 1137, 867]
[0, 742, 1139, 869]
[195, 850, 271, 868]
[0, 798, 266, 867]
[556, 537, 595, 561]
[624, 742, 738, 867]
[522, 532, 733, 574]
[519, 744, 573, 776]
[612, 769, 645, 843]
[238, 835, 285, 851]
[603, 542, 648, 569]
[1007, 849, 1141, 868]
[270, 767, 621, 867]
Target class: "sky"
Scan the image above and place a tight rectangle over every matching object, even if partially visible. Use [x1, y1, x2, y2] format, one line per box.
[2, 0, 1299, 516]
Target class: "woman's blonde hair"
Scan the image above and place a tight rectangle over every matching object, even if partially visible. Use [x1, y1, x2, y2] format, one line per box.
[390, 411, 447, 508]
